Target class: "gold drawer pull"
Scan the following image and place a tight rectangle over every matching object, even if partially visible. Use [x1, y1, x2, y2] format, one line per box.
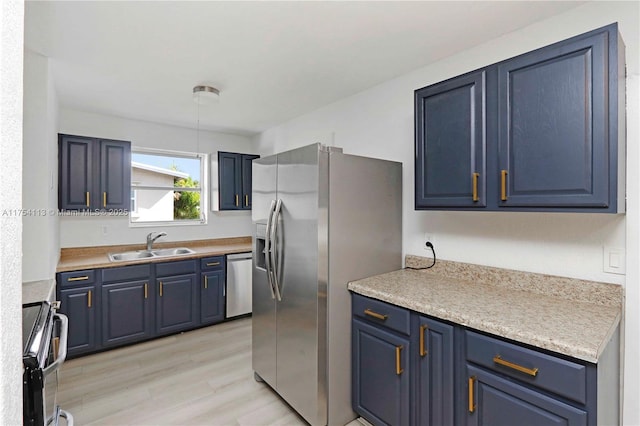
[159, 281, 163, 297]
[206, 262, 220, 267]
[472, 172, 480, 202]
[245, 194, 249, 207]
[500, 170, 508, 201]
[144, 283, 148, 299]
[103, 192, 107, 207]
[87, 290, 92, 308]
[68, 276, 89, 282]
[204, 275, 208, 289]
[395, 345, 404, 375]
[419, 324, 428, 357]
[235, 194, 239, 206]
[468, 376, 476, 413]
[86, 191, 90, 207]
[493, 355, 539, 377]
[364, 309, 388, 321]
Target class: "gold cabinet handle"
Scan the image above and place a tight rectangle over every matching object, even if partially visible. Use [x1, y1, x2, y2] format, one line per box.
[493, 355, 539, 377]
[245, 194, 249, 207]
[144, 283, 148, 299]
[206, 262, 220, 267]
[419, 324, 428, 357]
[468, 376, 476, 413]
[500, 170, 508, 201]
[87, 290, 92, 308]
[103, 192, 107, 207]
[68, 275, 89, 282]
[364, 309, 388, 321]
[235, 194, 239, 206]
[86, 191, 90, 207]
[204, 275, 208, 289]
[395, 345, 404, 375]
[472, 172, 480, 202]
[159, 281, 163, 297]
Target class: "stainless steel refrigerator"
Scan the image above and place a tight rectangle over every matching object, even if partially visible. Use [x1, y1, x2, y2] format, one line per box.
[252, 143, 402, 426]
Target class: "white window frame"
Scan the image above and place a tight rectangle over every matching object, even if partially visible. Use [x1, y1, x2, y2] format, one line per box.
[129, 147, 208, 227]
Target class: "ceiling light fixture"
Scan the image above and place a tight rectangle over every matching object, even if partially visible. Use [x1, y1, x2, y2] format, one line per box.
[193, 85, 220, 105]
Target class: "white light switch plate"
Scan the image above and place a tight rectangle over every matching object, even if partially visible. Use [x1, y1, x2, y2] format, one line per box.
[603, 246, 625, 275]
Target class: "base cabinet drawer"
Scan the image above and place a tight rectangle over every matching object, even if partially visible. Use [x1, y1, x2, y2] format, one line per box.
[466, 330, 587, 404]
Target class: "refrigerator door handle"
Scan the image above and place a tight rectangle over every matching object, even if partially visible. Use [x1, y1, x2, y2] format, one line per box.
[264, 199, 277, 299]
[271, 199, 283, 301]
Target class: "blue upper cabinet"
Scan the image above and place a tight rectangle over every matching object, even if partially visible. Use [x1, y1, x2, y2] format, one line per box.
[100, 140, 131, 210]
[415, 70, 487, 208]
[59, 134, 131, 211]
[218, 151, 260, 210]
[415, 23, 625, 213]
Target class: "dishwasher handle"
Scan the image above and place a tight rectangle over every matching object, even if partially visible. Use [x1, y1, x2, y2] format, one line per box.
[227, 252, 252, 261]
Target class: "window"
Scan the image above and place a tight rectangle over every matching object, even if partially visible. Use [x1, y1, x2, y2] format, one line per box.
[130, 149, 207, 225]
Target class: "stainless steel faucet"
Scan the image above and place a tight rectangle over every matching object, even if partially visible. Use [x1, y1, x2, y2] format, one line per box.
[146, 232, 167, 251]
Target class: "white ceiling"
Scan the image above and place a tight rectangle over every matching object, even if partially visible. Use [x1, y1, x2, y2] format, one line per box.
[25, 1, 586, 136]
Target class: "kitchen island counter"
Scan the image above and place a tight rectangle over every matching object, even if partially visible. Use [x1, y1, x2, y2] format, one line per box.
[348, 255, 621, 363]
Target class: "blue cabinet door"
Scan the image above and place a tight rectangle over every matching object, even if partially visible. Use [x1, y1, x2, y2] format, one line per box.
[102, 280, 153, 347]
[200, 270, 224, 324]
[415, 70, 487, 208]
[497, 26, 615, 209]
[59, 135, 94, 210]
[156, 274, 198, 334]
[219, 152, 242, 210]
[466, 365, 587, 426]
[415, 316, 455, 425]
[59, 286, 98, 356]
[352, 318, 410, 426]
[100, 139, 131, 210]
[241, 154, 260, 209]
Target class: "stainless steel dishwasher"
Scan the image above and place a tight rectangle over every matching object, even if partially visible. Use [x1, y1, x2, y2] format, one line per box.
[226, 252, 252, 318]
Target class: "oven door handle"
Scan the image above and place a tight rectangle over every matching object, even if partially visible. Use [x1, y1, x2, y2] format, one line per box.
[43, 313, 69, 377]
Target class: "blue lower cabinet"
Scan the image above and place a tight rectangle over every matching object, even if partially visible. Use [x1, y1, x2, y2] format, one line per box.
[59, 286, 98, 356]
[415, 315, 455, 425]
[466, 364, 587, 426]
[102, 280, 153, 347]
[200, 270, 224, 325]
[156, 274, 198, 335]
[352, 318, 410, 426]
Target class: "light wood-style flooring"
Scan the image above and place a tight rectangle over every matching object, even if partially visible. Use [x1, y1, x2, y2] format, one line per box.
[58, 318, 361, 426]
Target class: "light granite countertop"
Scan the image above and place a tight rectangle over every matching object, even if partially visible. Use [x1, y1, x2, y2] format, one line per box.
[348, 255, 622, 363]
[57, 236, 252, 272]
[23, 279, 56, 304]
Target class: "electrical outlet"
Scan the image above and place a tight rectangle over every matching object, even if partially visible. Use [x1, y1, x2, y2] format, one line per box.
[424, 233, 435, 250]
[603, 246, 625, 274]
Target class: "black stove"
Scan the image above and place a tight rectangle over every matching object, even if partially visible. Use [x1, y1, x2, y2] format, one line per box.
[22, 301, 73, 426]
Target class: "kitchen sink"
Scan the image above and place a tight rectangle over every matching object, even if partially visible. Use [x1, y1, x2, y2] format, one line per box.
[108, 247, 196, 262]
[151, 247, 195, 257]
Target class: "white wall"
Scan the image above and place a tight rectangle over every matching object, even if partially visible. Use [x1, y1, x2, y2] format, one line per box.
[58, 109, 256, 247]
[0, 0, 24, 423]
[22, 49, 59, 282]
[254, 2, 639, 424]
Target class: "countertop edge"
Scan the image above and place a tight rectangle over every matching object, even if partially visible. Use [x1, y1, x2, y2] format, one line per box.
[57, 237, 252, 272]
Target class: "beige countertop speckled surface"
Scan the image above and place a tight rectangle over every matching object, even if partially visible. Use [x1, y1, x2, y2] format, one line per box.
[23, 279, 56, 304]
[57, 237, 252, 272]
[348, 255, 622, 363]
